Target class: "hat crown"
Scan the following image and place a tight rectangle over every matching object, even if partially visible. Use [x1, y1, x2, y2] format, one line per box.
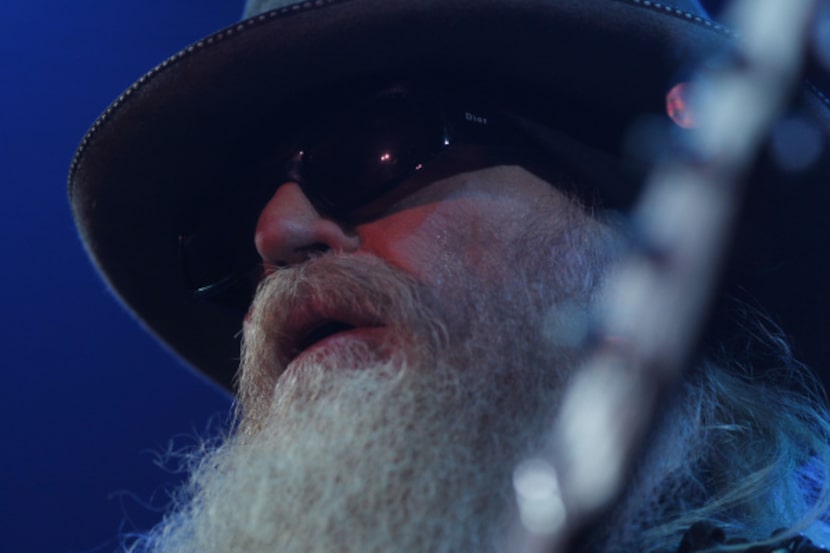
[243, 0, 709, 20]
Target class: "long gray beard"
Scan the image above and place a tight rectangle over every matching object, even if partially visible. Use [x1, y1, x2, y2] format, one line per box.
[172, 363, 564, 553]
[129, 204, 621, 553]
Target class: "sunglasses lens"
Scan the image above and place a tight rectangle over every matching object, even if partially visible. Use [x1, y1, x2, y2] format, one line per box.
[302, 91, 443, 217]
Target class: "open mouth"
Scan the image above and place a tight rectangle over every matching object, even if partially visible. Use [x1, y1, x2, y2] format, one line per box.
[277, 300, 386, 368]
[292, 320, 358, 360]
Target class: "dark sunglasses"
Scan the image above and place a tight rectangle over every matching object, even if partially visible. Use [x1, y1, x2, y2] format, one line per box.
[282, 84, 548, 224]
[178, 82, 637, 300]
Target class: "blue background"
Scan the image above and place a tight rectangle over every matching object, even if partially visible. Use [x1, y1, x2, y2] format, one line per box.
[1, 1, 729, 553]
[1, 2, 237, 552]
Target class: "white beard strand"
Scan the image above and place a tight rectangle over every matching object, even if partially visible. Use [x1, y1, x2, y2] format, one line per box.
[130, 198, 621, 553]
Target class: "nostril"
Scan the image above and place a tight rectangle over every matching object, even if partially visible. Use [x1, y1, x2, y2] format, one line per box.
[295, 242, 331, 257]
[260, 243, 334, 275]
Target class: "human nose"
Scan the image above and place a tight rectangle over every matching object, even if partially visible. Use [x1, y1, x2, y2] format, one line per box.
[254, 182, 360, 267]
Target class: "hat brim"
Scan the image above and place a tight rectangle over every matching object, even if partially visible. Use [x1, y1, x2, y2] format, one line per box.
[69, 0, 830, 391]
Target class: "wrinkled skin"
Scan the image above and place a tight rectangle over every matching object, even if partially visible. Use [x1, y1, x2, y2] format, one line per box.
[135, 165, 625, 553]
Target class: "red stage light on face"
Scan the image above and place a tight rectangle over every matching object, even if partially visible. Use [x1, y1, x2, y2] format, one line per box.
[666, 82, 698, 129]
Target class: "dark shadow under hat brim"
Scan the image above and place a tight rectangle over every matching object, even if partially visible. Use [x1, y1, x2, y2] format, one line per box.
[69, 0, 830, 392]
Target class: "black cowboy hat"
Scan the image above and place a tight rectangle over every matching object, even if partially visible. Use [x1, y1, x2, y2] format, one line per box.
[69, 0, 830, 392]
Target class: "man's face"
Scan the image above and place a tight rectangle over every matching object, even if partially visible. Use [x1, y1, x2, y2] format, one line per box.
[142, 162, 623, 553]
[242, 162, 618, 425]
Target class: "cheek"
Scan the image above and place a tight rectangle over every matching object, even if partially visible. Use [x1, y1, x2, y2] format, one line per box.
[357, 197, 526, 289]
